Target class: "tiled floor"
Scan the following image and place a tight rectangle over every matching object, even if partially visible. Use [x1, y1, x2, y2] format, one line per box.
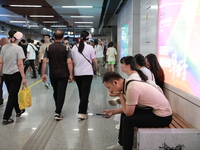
[0, 75, 137, 150]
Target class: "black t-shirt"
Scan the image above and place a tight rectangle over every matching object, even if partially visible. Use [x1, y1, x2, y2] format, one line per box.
[20, 45, 27, 58]
[44, 42, 72, 78]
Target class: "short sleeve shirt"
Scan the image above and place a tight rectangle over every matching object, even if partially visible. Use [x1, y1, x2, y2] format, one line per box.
[0, 43, 25, 74]
[95, 44, 104, 58]
[27, 43, 36, 60]
[71, 42, 96, 76]
[106, 47, 117, 61]
[140, 67, 155, 82]
[44, 42, 72, 78]
[39, 43, 51, 60]
[124, 80, 172, 117]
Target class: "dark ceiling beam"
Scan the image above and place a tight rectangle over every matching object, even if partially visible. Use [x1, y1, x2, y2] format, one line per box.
[98, 0, 125, 34]
[1, 0, 69, 28]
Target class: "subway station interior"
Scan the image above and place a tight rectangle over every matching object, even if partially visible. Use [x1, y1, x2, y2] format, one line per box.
[0, 0, 200, 150]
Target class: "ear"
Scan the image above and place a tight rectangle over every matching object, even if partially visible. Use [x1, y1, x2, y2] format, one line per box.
[113, 80, 118, 85]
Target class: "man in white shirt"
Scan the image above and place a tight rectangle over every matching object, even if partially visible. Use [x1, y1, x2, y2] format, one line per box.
[24, 38, 37, 78]
[94, 39, 105, 75]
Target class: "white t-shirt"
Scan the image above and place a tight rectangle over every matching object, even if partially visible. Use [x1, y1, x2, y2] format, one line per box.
[129, 73, 141, 80]
[27, 43, 37, 60]
[71, 43, 96, 76]
[125, 80, 172, 117]
[106, 47, 117, 61]
[95, 44, 104, 58]
[0, 43, 25, 74]
[140, 66, 155, 82]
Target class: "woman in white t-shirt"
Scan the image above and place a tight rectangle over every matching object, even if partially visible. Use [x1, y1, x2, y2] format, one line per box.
[0, 30, 27, 125]
[134, 53, 155, 82]
[106, 42, 117, 71]
[120, 56, 148, 81]
[71, 31, 97, 120]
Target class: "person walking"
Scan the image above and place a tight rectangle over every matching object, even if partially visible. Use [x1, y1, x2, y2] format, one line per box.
[94, 39, 104, 75]
[24, 38, 37, 78]
[106, 42, 117, 72]
[38, 35, 51, 88]
[71, 31, 97, 120]
[0, 37, 8, 106]
[42, 30, 73, 120]
[0, 30, 27, 125]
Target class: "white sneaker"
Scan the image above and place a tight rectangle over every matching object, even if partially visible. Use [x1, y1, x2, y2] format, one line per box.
[108, 97, 120, 106]
[45, 84, 50, 89]
[106, 143, 123, 150]
[78, 113, 88, 120]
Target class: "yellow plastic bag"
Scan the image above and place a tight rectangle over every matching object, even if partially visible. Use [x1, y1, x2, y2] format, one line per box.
[18, 85, 32, 110]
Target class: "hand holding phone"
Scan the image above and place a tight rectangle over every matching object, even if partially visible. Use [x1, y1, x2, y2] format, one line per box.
[96, 113, 110, 117]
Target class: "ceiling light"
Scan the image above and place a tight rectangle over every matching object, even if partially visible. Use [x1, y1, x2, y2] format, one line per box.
[9, 5, 42, 7]
[23, 25, 39, 27]
[70, 16, 94, 18]
[77, 25, 92, 27]
[74, 22, 93, 24]
[62, 6, 93, 8]
[0, 14, 11, 16]
[43, 21, 58, 23]
[10, 21, 29, 23]
[51, 25, 67, 27]
[91, 28, 94, 33]
[30, 15, 54, 18]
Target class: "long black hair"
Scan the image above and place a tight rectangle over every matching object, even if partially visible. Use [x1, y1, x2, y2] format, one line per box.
[78, 31, 90, 53]
[145, 54, 164, 82]
[120, 56, 148, 81]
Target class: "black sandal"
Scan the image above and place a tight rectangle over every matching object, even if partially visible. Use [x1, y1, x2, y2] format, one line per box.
[16, 109, 26, 117]
[2, 118, 14, 125]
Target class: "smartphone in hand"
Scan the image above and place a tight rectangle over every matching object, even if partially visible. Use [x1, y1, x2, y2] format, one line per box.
[96, 113, 110, 117]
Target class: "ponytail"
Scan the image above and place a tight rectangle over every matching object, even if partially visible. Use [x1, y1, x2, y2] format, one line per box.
[136, 69, 148, 81]
[78, 40, 84, 53]
[78, 30, 92, 54]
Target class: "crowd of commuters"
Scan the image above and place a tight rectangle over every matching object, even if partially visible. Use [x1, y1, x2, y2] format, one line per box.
[0, 28, 169, 150]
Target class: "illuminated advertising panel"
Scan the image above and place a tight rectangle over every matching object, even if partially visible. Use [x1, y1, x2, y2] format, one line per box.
[158, 0, 200, 98]
[121, 22, 129, 57]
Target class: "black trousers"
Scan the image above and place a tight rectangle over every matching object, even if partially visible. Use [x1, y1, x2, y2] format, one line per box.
[0, 76, 4, 105]
[24, 60, 37, 77]
[118, 108, 172, 150]
[75, 75, 93, 114]
[50, 77, 68, 114]
[38, 60, 43, 75]
[3, 72, 22, 119]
